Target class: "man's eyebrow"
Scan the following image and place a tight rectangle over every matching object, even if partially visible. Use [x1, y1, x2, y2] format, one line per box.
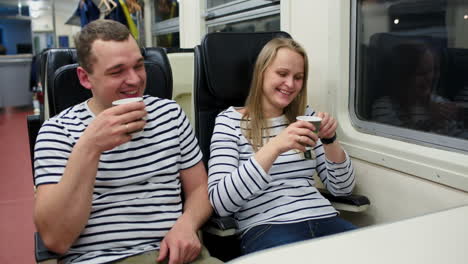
[132, 57, 144, 65]
[105, 64, 124, 73]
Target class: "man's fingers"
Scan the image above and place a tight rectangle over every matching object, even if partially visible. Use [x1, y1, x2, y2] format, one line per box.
[119, 109, 148, 125]
[157, 240, 168, 262]
[123, 120, 146, 134]
[189, 244, 202, 262]
[168, 244, 181, 264]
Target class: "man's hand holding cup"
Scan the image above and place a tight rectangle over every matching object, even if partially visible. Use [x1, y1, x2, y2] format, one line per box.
[111, 97, 147, 136]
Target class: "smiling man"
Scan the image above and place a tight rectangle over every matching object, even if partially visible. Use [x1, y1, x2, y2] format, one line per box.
[33, 19, 220, 264]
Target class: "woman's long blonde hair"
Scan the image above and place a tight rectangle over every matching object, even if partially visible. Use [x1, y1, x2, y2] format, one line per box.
[242, 38, 309, 152]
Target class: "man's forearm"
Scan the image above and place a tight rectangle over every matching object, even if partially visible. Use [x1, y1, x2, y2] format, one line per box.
[179, 185, 213, 230]
[34, 142, 100, 254]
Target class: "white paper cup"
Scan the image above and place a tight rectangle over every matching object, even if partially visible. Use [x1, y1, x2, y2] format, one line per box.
[296, 115, 322, 133]
[112, 97, 146, 136]
[112, 97, 143, 106]
[112, 97, 147, 121]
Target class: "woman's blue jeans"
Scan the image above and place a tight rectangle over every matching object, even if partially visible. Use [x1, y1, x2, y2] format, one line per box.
[240, 216, 356, 255]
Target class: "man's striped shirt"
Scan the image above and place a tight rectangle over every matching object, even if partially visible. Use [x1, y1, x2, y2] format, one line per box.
[34, 96, 202, 263]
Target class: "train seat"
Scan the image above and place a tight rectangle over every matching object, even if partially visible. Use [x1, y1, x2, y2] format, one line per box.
[193, 31, 370, 261]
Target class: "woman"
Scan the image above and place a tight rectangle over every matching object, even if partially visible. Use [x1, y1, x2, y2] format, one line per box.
[208, 38, 356, 255]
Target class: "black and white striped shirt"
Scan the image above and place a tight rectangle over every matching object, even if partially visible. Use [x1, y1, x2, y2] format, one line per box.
[34, 96, 202, 263]
[208, 106, 355, 234]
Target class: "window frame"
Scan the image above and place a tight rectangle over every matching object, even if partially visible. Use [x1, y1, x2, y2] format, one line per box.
[153, 17, 179, 36]
[205, 0, 278, 18]
[348, 0, 468, 154]
[205, 0, 280, 32]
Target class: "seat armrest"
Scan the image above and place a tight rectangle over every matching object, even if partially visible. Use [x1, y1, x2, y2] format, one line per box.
[35, 232, 60, 263]
[202, 189, 370, 237]
[318, 188, 371, 212]
[203, 215, 238, 237]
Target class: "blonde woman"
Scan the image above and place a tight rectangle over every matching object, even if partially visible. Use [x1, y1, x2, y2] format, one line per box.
[208, 38, 356, 255]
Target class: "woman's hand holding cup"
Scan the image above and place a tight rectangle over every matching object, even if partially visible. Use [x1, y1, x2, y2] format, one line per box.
[268, 121, 318, 155]
[315, 112, 337, 140]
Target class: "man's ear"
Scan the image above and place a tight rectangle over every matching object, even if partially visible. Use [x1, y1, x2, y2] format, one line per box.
[77, 66, 92, 90]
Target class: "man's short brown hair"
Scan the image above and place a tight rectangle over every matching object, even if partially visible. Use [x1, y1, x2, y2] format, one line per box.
[74, 19, 133, 73]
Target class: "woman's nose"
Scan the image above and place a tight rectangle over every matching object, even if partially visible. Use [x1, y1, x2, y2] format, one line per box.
[284, 76, 293, 87]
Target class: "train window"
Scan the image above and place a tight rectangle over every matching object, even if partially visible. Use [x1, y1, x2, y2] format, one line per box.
[205, 0, 280, 33]
[350, 0, 468, 152]
[152, 0, 180, 48]
[208, 14, 279, 33]
[153, 32, 180, 49]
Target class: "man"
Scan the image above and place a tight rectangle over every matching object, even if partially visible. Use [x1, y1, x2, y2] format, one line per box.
[34, 19, 219, 264]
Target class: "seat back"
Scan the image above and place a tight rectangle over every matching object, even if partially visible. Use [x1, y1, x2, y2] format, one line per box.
[48, 47, 173, 117]
[40, 48, 78, 120]
[193, 31, 291, 166]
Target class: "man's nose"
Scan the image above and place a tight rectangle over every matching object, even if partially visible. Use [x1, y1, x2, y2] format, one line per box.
[126, 69, 140, 84]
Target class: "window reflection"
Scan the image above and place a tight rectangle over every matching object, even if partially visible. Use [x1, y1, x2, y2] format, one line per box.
[208, 15, 279, 33]
[371, 41, 463, 136]
[154, 0, 179, 22]
[356, 0, 468, 140]
[154, 32, 179, 48]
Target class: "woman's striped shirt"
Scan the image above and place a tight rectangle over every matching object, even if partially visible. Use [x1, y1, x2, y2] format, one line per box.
[34, 96, 202, 264]
[208, 106, 355, 234]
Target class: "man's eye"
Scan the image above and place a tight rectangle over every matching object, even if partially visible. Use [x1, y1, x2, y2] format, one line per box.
[110, 70, 122, 75]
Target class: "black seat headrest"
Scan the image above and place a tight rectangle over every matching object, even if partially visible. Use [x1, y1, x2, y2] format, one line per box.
[45, 48, 78, 88]
[201, 31, 291, 105]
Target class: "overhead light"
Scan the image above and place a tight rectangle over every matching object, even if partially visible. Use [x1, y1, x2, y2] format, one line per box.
[464, 14, 468, 20]
[18, 0, 22, 16]
[394, 18, 399, 25]
[30, 1, 41, 11]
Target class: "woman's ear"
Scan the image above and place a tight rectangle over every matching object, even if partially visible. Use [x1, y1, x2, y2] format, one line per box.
[76, 66, 92, 90]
